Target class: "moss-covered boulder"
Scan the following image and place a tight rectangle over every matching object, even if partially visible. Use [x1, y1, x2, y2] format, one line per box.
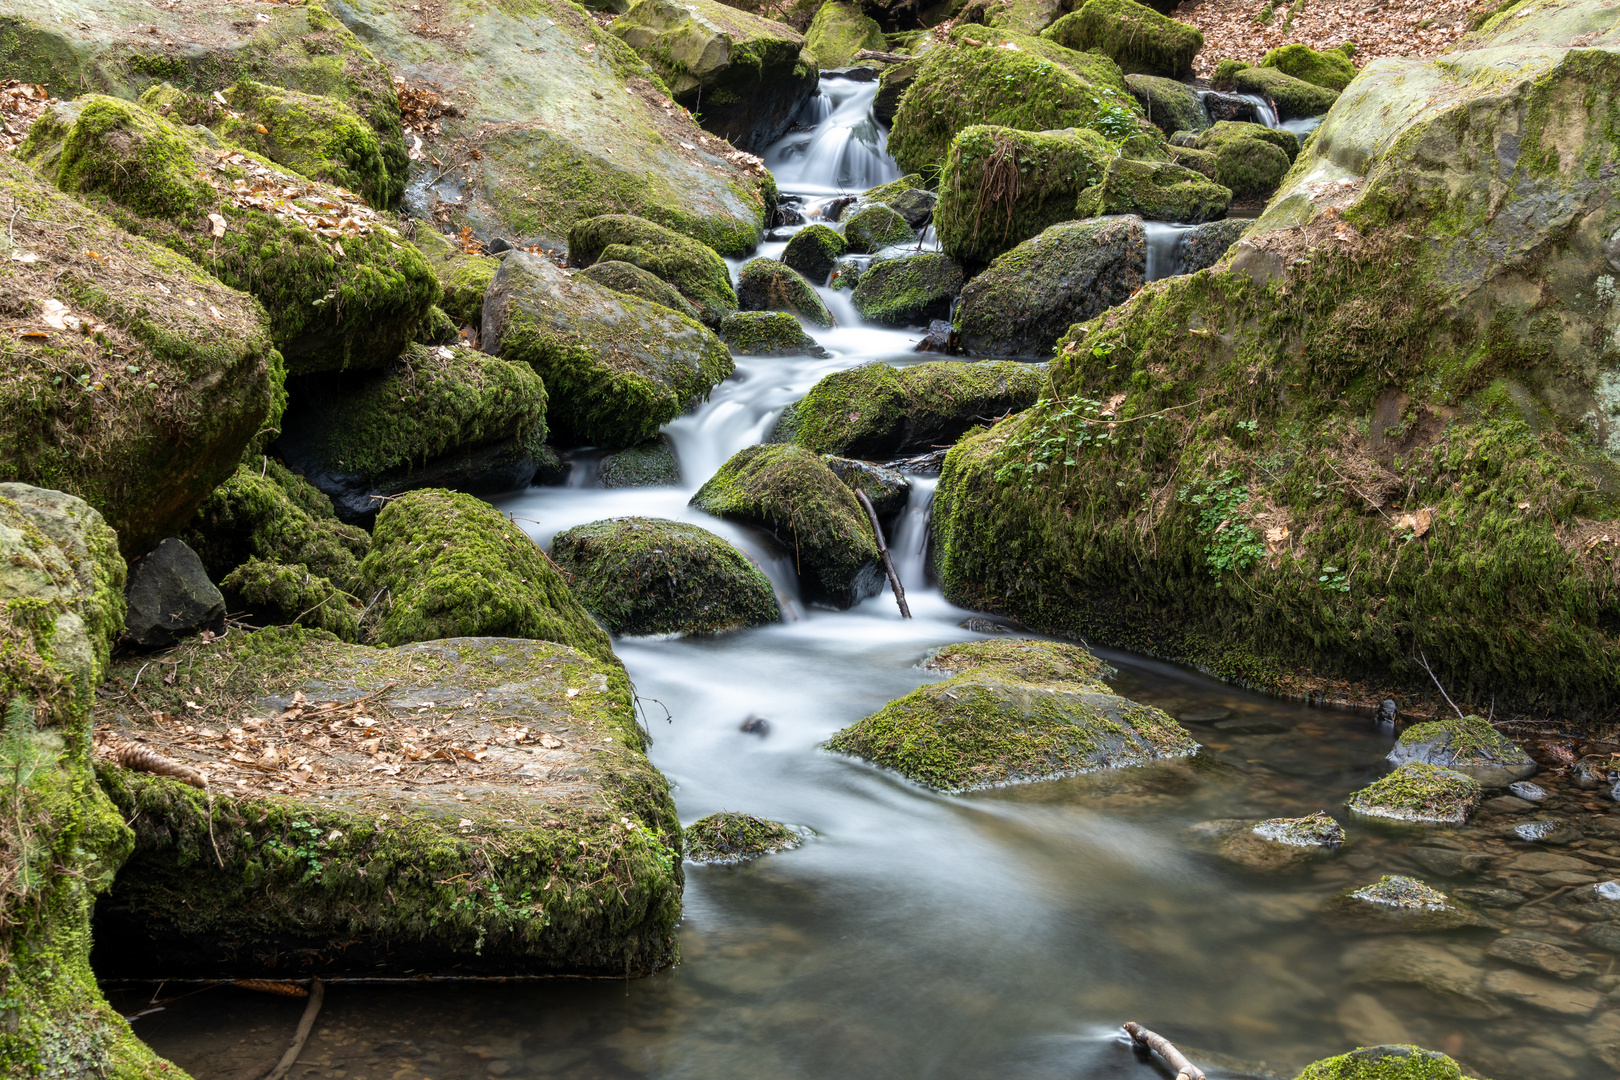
[0, 485, 181, 1077]
[408, 228, 500, 327]
[1325, 875, 1491, 932]
[685, 812, 802, 863]
[955, 216, 1145, 357]
[690, 444, 883, 608]
[855, 176, 938, 228]
[360, 489, 615, 662]
[611, 0, 817, 151]
[1042, 0, 1203, 79]
[1177, 217, 1248, 273]
[0, 151, 282, 555]
[599, 437, 683, 487]
[1074, 157, 1231, 222]
[805, 1, 886, 66]
[221, 557, 363, 641]
[721, 311, 829, 356]
[1261, 42, 1357, 92]
[1190, 120, 1298, 199]
[841, 203, 915, 253]
[1125, 74, 1209, 135]
[1294, 1045, 1468, 1080]
[886, 27, 1140, 177]
[91, 627, 679, 977]
[551, 516, 780, 635]
[568, 214, 738, 326]
[851, 252, 965, 325]
[790, 360, 1048, 457]
[579, 261, 704, 323]
[783, 223, 849, 284]
[484, 250, 733, 448]
[1215, 63, 1340, 121]
[826, 639, 1197, 791]
[1347, 764, 1482, 824]
[936, 125, 1112, 263]
[736, 258, 835, 327]
[1387, 715, 1537, 788]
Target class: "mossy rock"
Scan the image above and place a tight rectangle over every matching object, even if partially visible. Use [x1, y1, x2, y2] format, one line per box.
[841, 203, 915, 254]
[551, 516, 780, 635]
[791, 360, 1048, 457]
[720, 311, 829, 356]
[360, 488, 615, 663]
[873, 59, 918, 125]
[567, 214, 738, 326]
[1125, 74, 1209, 135]
[689, 444, 883, 608]
[735, 258, 835, 327]
[684, 812, 802, 863]
[1260, 42, 1357, 91]
[1073, 156, 1232, 223]
[936, 125, 1113, 263]
[1191, 811, 1345, 872]
[1387, 715, 1537, 788]
[1215, 64, 1340, 121]
[271, 344, 550, 525]
[826, 638, 1198, 792]
[805, 1, 886, 66]
[823, 456, 911, 521]
[955, 216, 1145, 357]
[221, 557, 362, 641]
[0, 150, 282, 555]
[579, 260, 704, 323]
[1042, 0, 1203, 79]
[1346, 764, 1482, 824]
[410, 228, 500, 326]
[782, 223, 849, 284]
[859, 173, 926, 208]
[1294, 1045, 1468, 1080]
[1325, 875, 1492, 932]
[21, 95, 439, 375]
[1193, 119, 1300, 163]
[598, 437, 683, 488]
[886, 27, 1139, 177]
[851, 252, 965, 325]
[1176, 216, 1248, 272]
[1188, 121, 1297, 199]
[91, 628, 680, 977]
[484, 250, 733, 448]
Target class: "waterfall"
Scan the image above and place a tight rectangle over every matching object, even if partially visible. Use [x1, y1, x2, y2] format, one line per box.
[761, 74, 901, 195]
[1142, 221, 1197, 281]
[890, 477, 936, 588]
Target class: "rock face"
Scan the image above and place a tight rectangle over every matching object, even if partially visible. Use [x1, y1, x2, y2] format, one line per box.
[826, 639, 1198, 792]
[735, 258, 835, 327]
[721, 311, 829, 356]
[611, 0, 818, 152]
[1214, 62, 1340, 120]
[783, 223, 849, 284]
[1326, 875, 1490, 932]
[122, 538, 226, 648]
[1387, 714, 1538, 788]
[484, 251, 733, 448]
[567, 214, 738, 327]
[1294, 1045, 1468, 1080]
[551, 517, 780, 635]
[851, 252, 965, 325]
[1346, 764, 1482, 824]
[1042, 0, 1204, 79]
[1126, 74, 1209, 135]
[1260, 42, 1357, 91]
[955, 216, 1145, 357]
[841, 204, 914, 253]
[1073, 157, 1232, 223]
[805, 1, 885, 67]
[685, 812, 802, 863]
[360, 489, 615, 662]
[92, 628, 680, 978]
[690, 444, 883, 608]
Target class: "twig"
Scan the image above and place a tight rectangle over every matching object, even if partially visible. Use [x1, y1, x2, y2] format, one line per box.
[262, 978, 323, 1080]
[1123, 1022, 1206, 1080]
[854, 489, 910, 618]
[1415, 647, 1465, 720]
[851, 48, 913, 63]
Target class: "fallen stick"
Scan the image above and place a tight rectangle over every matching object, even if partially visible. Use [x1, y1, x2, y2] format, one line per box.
[1123, 1022, 1205, 1080]
[263, 978, 323, 1080]
[854, 489, 910, 618]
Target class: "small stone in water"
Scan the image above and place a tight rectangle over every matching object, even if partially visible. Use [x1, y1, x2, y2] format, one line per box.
[1515, 819, 1562, 842]
[739, 715, 770, 736]
[1597, 880, 1620, 900]
[1509, 780, 1547, 802]
[1176, 707, 1232, 724]
[1351, 875, 1450, 911]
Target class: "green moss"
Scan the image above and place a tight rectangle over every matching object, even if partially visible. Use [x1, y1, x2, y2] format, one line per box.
[551, 516, 780, 635]
[825, 638, 1197, 791]
[1351, 763, 1483, 823]
[361, 489, 616, 662]
[805, 1, 886, 66]
[782, 223, 849, 284]
[1126, 74, 1209, 135]
[1293, 1045, 1467, 1080]
[861, 174, 927, 205]
[580, 261, 703, 321]
[221, 557, 362, 641]
[851, 252, 964, 325]
[1194, 119, 1300, 162]
[720, 311, 826, 356]
[598, 438, 683, 487]
[1216, 64, 1339, 120]
[1042, 0, 1204, 79]
[1260, 42, 1356, 91]
[1073, 156, 1232, 222]
[183, 463, 370, 591]
[568, 214, 737, 325]
[735, 259, 834, 327]
[684, 812, 801, 863]
[840, 203, 914, 253]
[410, 229, 500, 326]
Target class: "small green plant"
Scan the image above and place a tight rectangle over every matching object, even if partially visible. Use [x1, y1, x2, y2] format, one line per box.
[1178, 472, 1266, 581]
[1318, 565, 1350, 593]
[263, 817, 331, 882]
[1088, 89, 1138, 141]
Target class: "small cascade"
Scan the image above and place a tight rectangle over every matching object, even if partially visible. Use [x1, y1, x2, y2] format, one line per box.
[1236, 92, 1280, 129]
[762, 74, 900, 195]
[890, 477, 936, 588]
[1199, 89, 1324, 145]
[1142, 221, 1197, 281]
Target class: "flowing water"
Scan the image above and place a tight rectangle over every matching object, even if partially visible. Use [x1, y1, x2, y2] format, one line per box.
[109, 78, 1616, 1080]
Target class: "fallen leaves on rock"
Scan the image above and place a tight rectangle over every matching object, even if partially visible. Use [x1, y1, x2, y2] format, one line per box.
[0, 80, 53, 155]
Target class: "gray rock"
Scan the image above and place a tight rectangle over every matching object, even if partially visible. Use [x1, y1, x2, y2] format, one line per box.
[1176, 218, 1249, 274]
[1326, 874, 1492, 932]
[887, 188, 938, 228]
[1486, 936, 1595, 980]
[1511, 819, 1581, 844]
[822, 457, 911, 523]
[1582, 922, 1620, 952]
[1509, 780, 1548, 802]
[1453, 886, 1527, 908]
[122, 538, 225, 648]
[1387, 714, 1537, 787]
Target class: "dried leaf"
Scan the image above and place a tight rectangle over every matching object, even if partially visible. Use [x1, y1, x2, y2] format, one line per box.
[208, 213, 228, 237]
[1391, 507, 1433, 539]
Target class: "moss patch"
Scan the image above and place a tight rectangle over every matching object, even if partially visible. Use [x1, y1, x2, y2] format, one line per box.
[599, 438, 683, 488]
[684, 812, 801, 863]
[782, 223, 848, 285]
[1073, 156, 1231, 222]
[183, 463, 370, 591]
[720, 311, 827, 356]
[580, 260, 703, 322]
[222, 557, 362, 641]
[1346, 764, 1482, 824]
[1214, 64, 1339, 120]
[851, 252, 964, 325]
[805, 1, 886, 66]
[1293, 1045, 1467, 1080]
[841, 203, 914, 254]
[1042, 0, 1203, 79]
[1260, 42, 1356, 92]
[1126, 73, 1209, 135]
[735, 258, 834, 327]
[567, 214, 737, 325]
[410, 229, 499, 327]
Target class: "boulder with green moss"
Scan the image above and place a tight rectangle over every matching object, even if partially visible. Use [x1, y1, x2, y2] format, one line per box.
[1073, 157, 1232, 222]
[551, 516, 780, 635]
[410, 229, 501, 326]
[685, 812, 802, 863]
[222, 557, 363, 641]
[783, 223, 849, 284]
[1293, 1045, 1469, 1080]
[484, 251, 734, 448]
[0, 152, 282, 556]
[736, 258, 835, 327]
[1347, 764, 1482, 824]
[1387, 715, 1537, 788]
[853, 177, 938, 228]
[91, 627, 679, 977]
[612, 0, 817, 151]
[272, 344, 549, 525]
[841, 204, 915, 253]
[690, 444, 883, 608]
[1042, 0, 1203, 79]
[955, 216, 1145, 357]
[21, 95, 439, 374]
[568, 214, 738, 326]
[1125, 74, 1210, 135]
[721, 311, 829, 356]
[579, 261, 704, 323]
[1191, 811, 1345, 872]
[789, 360, 1047, 457]
[936, 125, 1113, 263]
[1190, 120, 1299, 199]
[1214, 63, 1340, 120]
[1261, 42, 1357, 91]
[886, 26, 1140, 177]
[851, 252, 965, 325]
[1325, 875, 1491, 932]
[806, 1, 886, 66]
[360, 489, 615, 662]
[826, 639, 1197, 791]
[599, 436, 683, 488]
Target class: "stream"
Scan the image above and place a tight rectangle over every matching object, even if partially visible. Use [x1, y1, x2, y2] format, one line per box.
[107, 75, 1617, 1080]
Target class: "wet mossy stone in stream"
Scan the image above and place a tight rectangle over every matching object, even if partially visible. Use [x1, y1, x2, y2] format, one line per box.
[851, 252, 965, 326]
[1191, 811, 1344, 872]
[873, 60, 916, 126]
[1346, 764, 1482, 825]
[20, 95, 440, 375]
[826, 638, 1198, 792]
[90, 628, 681, 978]
[567, 214, 738, 326]
[271, 344, 550, 525]
[684, 812, 802, 864]
[689, 444, 883, 609]
[805, 0, 886, 67]
[955, 216, 1145, 358]
[720, 311, 829, 357]
[579, 260, 704, 323]
[1294, 1045, 1468, 1080]
[1175, 217, 1248, 272]
[855, 177, 938, 228]
[550, 516, 780, 636]
[1387, 715, 1537, 788]
[483, 250, 733, 448]
[598, 436, 683, 488]
[1260, 42, 1357, 92]
[1125, 74, 1209, 135]
[1073, 157, 1232, 223]
[1042, 0, 1203, 79]
[1212, 62, 1339, 121]
[841, 203, 915, 254]
[360, 488, 616, 663]
[823, 456, 911, 521]
[221, 557, 363, 641]
[782, 223, 848, 284]
[0, 150, 282, 556]
[411, 228, 500, 326]
[1325, 875, 1492, 932]
[735, 258, 835, 328]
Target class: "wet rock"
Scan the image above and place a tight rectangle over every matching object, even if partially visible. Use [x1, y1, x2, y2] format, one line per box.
[887, 189, 938, 228]
[915, 320, 955, 353]
[822, 457, 911, 522]
[826, 639, 1198, 792]
[1125, 74, 1208, 135]
[122, 538, 226, 649]
[567, 214, 739, 326]
[1073, 157, 1232, 224]
[1192, 811, 1343, 872]
[841, 204, 914, 254]
[740, 716, 770, 735]
[1341, 940, 1504, 1019]
[550, 517, 779, 636]
[1485, 936, 1594, 980]
[961, 617, 1013, 633]
[851, 252, 964, 326]
[1326, 875, 1491, 932]
[1542, 869, 1603, 886]
[1377, 698, 1398, 725]
[872, 59, 915, 126]
[1041, 0, 1203, 79]
[1295, 1045, 1470, 1080]
[1387, 714, 1537, 788]
[1407, 847, 1489, 878]
[684, 812, 803, 864]
[1453, 886, 1527, 908]
[1174, 218, 1248, 275]
[1212, 718, 1287, 734]
[735, 259, 835, 328]
[1510, 818, 1581, 844]
[1510, 780, 1548, 802]
[1483, 968, 1601, 1015]
[1582, 922, 1620, 952]
[1201, 91, 1259, 123]
[1212, 60, 1340, 121]
[1482, 794, 1538, 813]
[782, 224, 848, 285]
[1260, 41, 1357, 91]
[720, 312, 829, 357]
[1572, 754, 1620, 789]
[1346, 763, 1482, 824]
[1503, 851, 1599, 875]
[598, 437, 682, 488]
[578, 261, 704, 324]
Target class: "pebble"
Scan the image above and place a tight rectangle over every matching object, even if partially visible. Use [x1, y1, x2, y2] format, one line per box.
[1510, 780, 1548, 802]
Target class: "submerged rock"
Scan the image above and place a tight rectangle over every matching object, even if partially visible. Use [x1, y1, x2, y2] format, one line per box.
[1327, 875, 1491, 932]
[721, 311, 829, 357]
[1073, 156, 1232, 223]
[1042, 0, 1203, 79]
[1294, 1045, 1470, 1080]
[598, 437, 683, 488]
[121, 538, 226, 649]
[851, 252, 964, 326]
[567, 214, 738, 326]
[827, 639, 1197, 792]
[1347, 763, 1482, 824]
[735, 258, 835, 327]
[782, 223, 849, 284]
[1192, 811, 1345, 872]
[550, 516, 780, 636]
[685, 812, 803, 864]
[1486, 936, 1595, 980]
[1387, 714, 1537, 787]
